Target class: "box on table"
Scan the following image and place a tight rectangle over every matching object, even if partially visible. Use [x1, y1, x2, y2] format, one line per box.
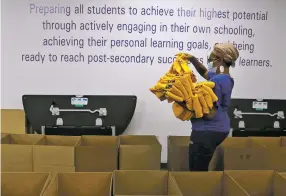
[225, 170, 286, 196]
[113, 170, 182, 196]
[1, 172, 52, 196]
[252, 137, 286, 172]
[211, 137, 268, 170]
[119, 135, 162, 170]
[33, 135, 80, 172]
[75, 136, 118, 172]
[1, 134, 43, 172]
[171, 171, 251, 196]
[44, 172, 113, 196]
[167, 136, 189, 171]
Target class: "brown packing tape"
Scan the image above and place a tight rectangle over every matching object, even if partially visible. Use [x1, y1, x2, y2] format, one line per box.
[113, 170, 182, 196]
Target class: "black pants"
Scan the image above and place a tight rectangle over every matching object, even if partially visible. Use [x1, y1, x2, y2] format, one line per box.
[189, 130, 228, 171]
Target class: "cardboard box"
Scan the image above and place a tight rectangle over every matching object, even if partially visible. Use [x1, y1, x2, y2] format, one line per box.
[1, 134, 43, 172]
[119, 135, 162, 170]
[225, 170, 286, 196]
[171, 171, 249, 196]
[1, 109, 26, 134]
[167, 136, 189, 171]
[212, 137, 269, 170]
[252, 137, 286, 172]
[1, 132, 9, 138]
[1, 172, 52, 196]
[33, 135, 80, 172]
[113, 170, 182, 195]
[44, 172, 113, 196]
[75, 136, 118, 172]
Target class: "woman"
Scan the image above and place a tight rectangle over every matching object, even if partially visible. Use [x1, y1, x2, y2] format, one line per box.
[182, 43, 239, 171]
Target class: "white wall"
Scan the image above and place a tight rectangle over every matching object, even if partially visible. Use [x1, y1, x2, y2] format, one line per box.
[2, 0, 286, 162]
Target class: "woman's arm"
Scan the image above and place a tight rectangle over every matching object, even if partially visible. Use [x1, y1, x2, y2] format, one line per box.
[188, 56, 209, 80]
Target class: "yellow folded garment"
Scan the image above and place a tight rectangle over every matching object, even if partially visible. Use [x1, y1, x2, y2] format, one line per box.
[149, 53, 218, 121]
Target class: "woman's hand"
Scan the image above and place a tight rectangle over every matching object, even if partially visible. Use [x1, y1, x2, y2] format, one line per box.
[176, 53, 194, 60]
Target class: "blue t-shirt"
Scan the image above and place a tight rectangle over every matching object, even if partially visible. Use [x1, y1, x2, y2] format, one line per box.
[191, 72, 234, 132]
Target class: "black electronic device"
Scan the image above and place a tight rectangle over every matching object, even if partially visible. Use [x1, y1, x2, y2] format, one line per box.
[22, 95, 137, 136]
[228, 99, 286, 137]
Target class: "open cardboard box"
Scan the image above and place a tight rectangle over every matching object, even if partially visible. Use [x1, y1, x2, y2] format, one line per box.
[167, 136, 189, 171]
[1, 132, 9, 138]
[44, 172, 113, 196]
[119, 135, 162, 170]
[211, 137, 269, 170]
[113, 170, 182, 196]
[225, 170, 286, 196]
[171, 171, 250, 196]
[75, 136, 118, 172]
[1, 172, 53, 196]
[1, 134, 43, 172]
[33, 135, 81, 172]
[251, 137, 286, 172]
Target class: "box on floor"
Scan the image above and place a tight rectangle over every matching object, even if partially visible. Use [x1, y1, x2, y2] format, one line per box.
[252, 137, 286, 172]
[33, 135, 80, 172]
[211, 137, 270, 170]
[225, 170, 286, 196]
[44, 172, 113, 196]
[171, 170, 286, 196]
[113, 170, 182, 196]
[167, 136, 189, 171]
[171, 171, 248, 196]
[119, 135, 161, 170]
[1, 134, 43, 172]
[1, 172, 53, 196]
[75, 136, 118, 172]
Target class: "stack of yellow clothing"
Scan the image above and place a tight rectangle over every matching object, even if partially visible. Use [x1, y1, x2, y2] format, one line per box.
[150, 53, 218, 121]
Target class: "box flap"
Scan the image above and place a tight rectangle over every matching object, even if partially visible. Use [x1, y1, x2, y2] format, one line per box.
[222, 173, 249, 196]
[57, 172, 112, 196]
[1, 172, 50, 196]
[1, 109, 25, 134]
[79, 136, 118, 146]
[273, 172, 286, 196]
[171, 171, 222, 195]
[36, 135, 80, 146]
[1, 134, 43, 145]
[168, 136, 189, 146]
[119, 135, 161, 146]
[113, 170, 168, 195]
[1, 132, 9, 138]
[251, 137, 282, 147]
[225, 170, 274, 195]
